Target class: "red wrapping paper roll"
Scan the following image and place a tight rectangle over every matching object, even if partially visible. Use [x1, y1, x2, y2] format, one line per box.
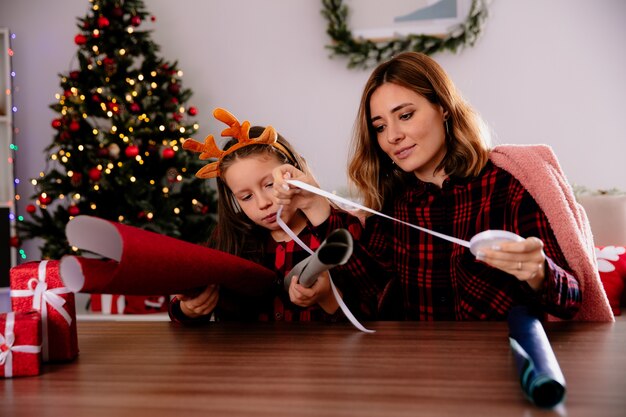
[59, 216, 276, 296]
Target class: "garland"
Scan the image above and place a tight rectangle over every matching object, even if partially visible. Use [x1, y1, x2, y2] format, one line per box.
[321, 0, 490, 69]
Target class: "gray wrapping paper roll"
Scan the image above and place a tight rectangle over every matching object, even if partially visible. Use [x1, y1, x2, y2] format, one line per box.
[284, 228, 353, 290]
[507, 305, 566, 408]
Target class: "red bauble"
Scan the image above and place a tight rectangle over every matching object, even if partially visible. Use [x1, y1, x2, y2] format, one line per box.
[71, 172, 83, 187]
[162, 148, 175, 159]
[68, 205, 80, 216]
[168, 83, 181, 95]
[51, 118, 63, 129]
[151, 15, 156, 22]
[91, 93, 101, 103]
[188, 106, 198, 116]
[70, 70, 80, 80]
[130, 102, 141, 113]
[63, 90, 72, 98]
[69, 120, 80, 131]
[26, 204, 36, 214]
[107, 102, 120, 114]
[74, 34, 87, 45]
[59, 131, 71, 142]
[97, 147, 109, 157]
[125, 145, 139, 158]
[103, 57, 115, 66]
[10, 235, 20, 248]
[98, 16, 110, 28]
[131, 16, 141, 27]
[112, 7, 124, 18]
[173, 112, 183, 122]
[38, 195, 52, 206]
[88, 167, 102, 181]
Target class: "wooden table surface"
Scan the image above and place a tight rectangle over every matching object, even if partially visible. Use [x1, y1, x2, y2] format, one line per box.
[2, 317, 625, 417]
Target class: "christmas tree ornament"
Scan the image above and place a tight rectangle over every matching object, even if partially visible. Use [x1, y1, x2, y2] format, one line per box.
[161, 148, 175, 159]
[70, 172, 83, 187]
[9, 236, 20, 248]
[97, 16, 110, 28]
[74, 34, 87, 45]
[38, 195, 52, 206]
[108, 143, 120, 159]
[88, 167, 101, 181]
[124, 145, 139, 158]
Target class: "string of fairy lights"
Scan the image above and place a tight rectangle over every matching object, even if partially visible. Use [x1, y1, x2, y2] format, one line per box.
[3, 31, 26, 260]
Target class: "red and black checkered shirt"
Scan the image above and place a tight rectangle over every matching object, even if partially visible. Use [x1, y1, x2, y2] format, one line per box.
[339, 161, 582, 321]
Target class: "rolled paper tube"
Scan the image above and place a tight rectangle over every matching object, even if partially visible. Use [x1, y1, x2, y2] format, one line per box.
[59, 215, 276, 297]
[284, 228, 353, 290]
[507, 305, 566, 408]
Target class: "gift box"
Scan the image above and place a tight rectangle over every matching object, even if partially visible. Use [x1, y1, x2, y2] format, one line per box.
[1, 311, 42, 378]
[10, 260, 78, 362]
[90, 294, 168, 314]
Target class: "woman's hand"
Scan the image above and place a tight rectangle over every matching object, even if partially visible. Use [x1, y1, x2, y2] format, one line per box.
[175, 284, 219, 318]
[476, 237, 546, 291]
[272, 164, 330, 226]
[287, 271, 339, 314]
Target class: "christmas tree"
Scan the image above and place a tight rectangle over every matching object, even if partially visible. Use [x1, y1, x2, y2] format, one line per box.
[18, 0, 216, 259]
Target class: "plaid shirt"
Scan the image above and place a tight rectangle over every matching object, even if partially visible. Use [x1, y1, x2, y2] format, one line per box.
[340, 161, 582, 321]
[169, 208, 365, 323]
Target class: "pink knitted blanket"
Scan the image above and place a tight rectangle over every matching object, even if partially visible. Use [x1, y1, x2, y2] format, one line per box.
[490, 144, 614, 322]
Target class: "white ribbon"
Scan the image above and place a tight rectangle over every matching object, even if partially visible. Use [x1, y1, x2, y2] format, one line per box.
[10, 260, 73, 361]
[100, 294, 126, 314]
[276, 206, 375, 334]
[0, 312, 42, 378]
[286, 180, 472, 249]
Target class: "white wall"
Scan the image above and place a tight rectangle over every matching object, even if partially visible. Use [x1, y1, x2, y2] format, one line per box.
[1, 0, 625, 260]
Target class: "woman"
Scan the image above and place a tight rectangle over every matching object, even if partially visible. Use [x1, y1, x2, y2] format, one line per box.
[344, 52, 612, 321]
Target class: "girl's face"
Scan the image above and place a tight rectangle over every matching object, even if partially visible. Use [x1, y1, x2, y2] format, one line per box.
[369, 82, 447, 185]
[222, 153, 298, 231]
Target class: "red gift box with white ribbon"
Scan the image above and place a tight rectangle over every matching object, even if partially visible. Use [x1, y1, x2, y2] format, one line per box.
[1, 311, 42, 378]
[90, 294, 168, 314]
[10, 260, 79, 362]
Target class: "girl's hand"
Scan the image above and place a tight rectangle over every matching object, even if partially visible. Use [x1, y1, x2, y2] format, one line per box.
[272, 164, 330, 226]
[476, 237, 546, 291]
[287, 271, 339, 314]
[272, 164, 312, 208]
[175, 284, 219, 318]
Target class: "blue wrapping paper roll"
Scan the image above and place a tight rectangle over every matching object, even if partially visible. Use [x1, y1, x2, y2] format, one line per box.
[507, 306, 566, 408]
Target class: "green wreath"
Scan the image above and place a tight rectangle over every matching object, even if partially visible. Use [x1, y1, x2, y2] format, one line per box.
[321, 0, 490, 69]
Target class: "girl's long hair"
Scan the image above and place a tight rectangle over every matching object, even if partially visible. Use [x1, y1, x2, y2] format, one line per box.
[210, 127, 309, 263]
[348, 52, 491, 212]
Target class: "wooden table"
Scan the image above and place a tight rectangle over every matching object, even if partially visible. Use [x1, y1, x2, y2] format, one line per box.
[2, 318, 625, 417]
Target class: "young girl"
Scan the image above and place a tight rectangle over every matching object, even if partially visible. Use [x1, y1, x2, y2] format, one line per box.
[168, 108, 365, 323]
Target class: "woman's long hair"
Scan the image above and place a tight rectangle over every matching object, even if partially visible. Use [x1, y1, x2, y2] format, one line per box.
[210, 127, 310, 263]
[348, 52, 491, 212]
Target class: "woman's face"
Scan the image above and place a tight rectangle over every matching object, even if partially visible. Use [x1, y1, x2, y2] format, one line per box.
[369, 82, 447, 184]
[222, 153, 298, 231]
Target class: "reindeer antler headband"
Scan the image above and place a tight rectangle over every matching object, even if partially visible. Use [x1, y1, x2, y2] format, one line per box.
[183, 108, 292, 179]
